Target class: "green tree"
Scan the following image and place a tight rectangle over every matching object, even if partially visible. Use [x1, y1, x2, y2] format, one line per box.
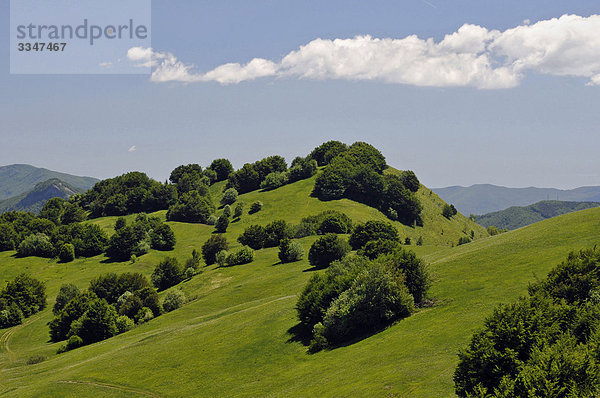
[53, 283, 80, 315]
[0, 273, 46, 317]
[149, 223, 176, 251]
[151, 257, 183, 291]
[237, 224, 267, 249]
[166, 190, 215, 223]
[58, 243, 75, 262]
[208, 158, 234, 181]
[70, 298, 118, 345]
[349, 220, 399, 250]
[202, 235, 228, 265]
[215, 215, 229, 233]
[308, 234, 351, 268]
[309, 140, 348, 166]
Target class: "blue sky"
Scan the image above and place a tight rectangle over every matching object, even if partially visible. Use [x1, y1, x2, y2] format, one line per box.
[1, 0, 599, 189]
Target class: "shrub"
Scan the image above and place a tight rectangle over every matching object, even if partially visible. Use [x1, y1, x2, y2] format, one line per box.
[0, 223, 17, 251]
[308, 234, 351, 268]
[221, 188, 238, 206]
[278, 239, 304, 263]
[260, 171, 289, 190]
[151, 257, 183, 291]
[216, 250, 228, 267]
[149, 223, 176, 251]
[136, 287, 162, 317]
[26, 355, 46, 365]
[289, 157, 318, 182]
[184, 267, 196, 279]
[215, 215, 229, 233]
[115, 315, 135, 333]
[163, 290, 186, 312]
[49, 291, 97, 342]
[374, 248, 430, 304]
[105, 226, 139, 261]
[53, 283, 80, 315]
[202, 235, 228, 265]
[0, 304, 23, 328]
[458, 237, 471, 246]
[222, 205, 232, 218]
[404, 237, 411, 245]
[118, 294, 143, 319]
[58, 243, 75, 262]
[135, 307, 154, 323]
[226, 246, 255, 266]
[17, 233, 55, 258]
[1, 273, 46, 317]
[442, 203, 458, 219]
[237, 224, 267, 249]
[487, 225, 499, 236]
[264, 220, 294, 247]
[349, 220, 399, 250]
[115, 217, 126, 231]
[234, 202, 244, 219]
[249, 201, 263, 214]
[64, 335, 83, 351]
[399, 170, 420, 192]
[185, 249, 202, 270]
[207, 215, 218, 225]
[166, 191, 215, 223]
[359, 239, 401, 260]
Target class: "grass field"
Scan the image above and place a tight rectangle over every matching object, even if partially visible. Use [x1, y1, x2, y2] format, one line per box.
[1, 177, 598, 397]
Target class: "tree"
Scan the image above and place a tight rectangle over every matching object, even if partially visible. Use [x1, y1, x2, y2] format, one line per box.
[169, 164, 203, 185]
[215, 215, 229, 233]
[399, 170, 420, 192]
[375, 248, 430, 304]
[149, 223, 176, 251]
[237, 225, 267, 249]
[0, 273, 46, 317]
[358, 239, 401, 260]
[249, 201, 263, 214]
[234, 202, 244, 219]
[264, 220, 294, 247]
[227, 163, 261, 194]
[58, 243, 75, 262]
[221, 188, 238, 206]
[225, 246, 254, 266]
[70, 298, 118, 345]
[53, 283, 80, 315]
[105, 226, 139, 261]
[289, 157, 318, 182]
[166, 190, 215, 223]
[202, 235, 228, 265]
[222, 205, 232, 218]
[260, 172, 289, 190]
[208, 158, 234, 181]
[151, 257, 183, 291]
[49, 291, 97, 342]
[309, 141, 348, 166]
[443, 203, 458, 219]
[39, 198, 66, 225]
[114, 217, 126, 231]
[349, 220, 399, 250]
[163, 289, 186, 312]
[17, 233, 55, 258]
[0, 223, 17, 251]
[278, 238, 304, 263]
[308, 234, 351, 268]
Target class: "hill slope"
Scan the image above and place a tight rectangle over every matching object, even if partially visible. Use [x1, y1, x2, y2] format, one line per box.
[433, 183, 600, 215]
[8, 175, 598, 397]
[475, 200, 600, 230]
[0, 178, 84, 214]
[0, 164, 98, 201]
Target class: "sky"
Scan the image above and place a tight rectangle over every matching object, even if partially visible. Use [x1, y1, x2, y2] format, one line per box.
[1, 0, 599, 189]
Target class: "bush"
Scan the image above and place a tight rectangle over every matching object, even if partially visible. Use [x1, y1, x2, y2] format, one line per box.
[216, 250, 228, 267]
[118, 294, 143, 319]
[318, 212, 353, 234]
[458, 237, 471, 246]
[17, 233, 55, 258]
[260, 171, 289, 190]
[309, 141, 348, 166]
[308, 234, 351, 268]
[442, 203, 458, 219]
[249, 201, 263, 214]
[237, 225, 267, 249]
[234, 202, 244, 219]
[226, 246, 255, 266]
[163, 289, 186, 312]
[359, 239, 401, 260]
[349, 220, 399, 250]
[185, 249, 202, 270]
[215, 215, 229, 233]
[289, 157, 318, 182]
[184, 267, 196, 279]
[222, 205, 232, 218]
[26, 355, 46, 365]
[374, 248, 430, 304]
[202, 235, 228, 265]
[221, 188, 238, 206]
[49, 291, 97, 342]
[278, 238, 304, 263]
[0, 304, 23, 328]
[399, 170, 420, 192]
[0, 273, 46, 318]
[64, 335, 83, 351]
[151, 257, 183, 291]
[166, 191, 215, 223]
[58, 243, 75, 262]
[115, 315, 135, 333]
[0, 223, 17, 251]
[149, 224, 176, 251]
[264, 220, 294, 247]
[53, 283, 80, 315]
[105, 226, 140, 261]
[206, 215, 218, 225]
[135, 307, 154, 323]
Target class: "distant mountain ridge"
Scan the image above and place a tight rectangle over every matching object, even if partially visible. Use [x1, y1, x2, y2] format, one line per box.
[0, 164, 98, 201]
[0, 178, 85, 214]
[433, 184, 600, 215]
[475, 200, 600, 230]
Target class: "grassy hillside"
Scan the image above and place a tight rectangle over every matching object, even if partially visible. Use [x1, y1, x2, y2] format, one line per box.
[3, 176, 597, 397]
[475, 200, 600, 230]
[434, 183, 600, 215]
[0, 164, 98, 201]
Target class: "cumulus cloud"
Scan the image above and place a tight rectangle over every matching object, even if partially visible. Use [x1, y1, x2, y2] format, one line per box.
[129, 14, 600, 89]
[128, 145, 137, 152]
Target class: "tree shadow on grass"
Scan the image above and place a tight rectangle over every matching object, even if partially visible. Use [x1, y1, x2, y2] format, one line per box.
[286, 323, 313, 347]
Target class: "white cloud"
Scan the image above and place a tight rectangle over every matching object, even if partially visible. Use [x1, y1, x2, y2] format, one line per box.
[129, 14, 600, 89]
[128, 145, 137, 152]
[99, 62, 113, 68]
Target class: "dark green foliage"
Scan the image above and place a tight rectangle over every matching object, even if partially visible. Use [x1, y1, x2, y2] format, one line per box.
[278, 238, 304, 263]
[0, 223, 17, 251]
[114, 217, 126, 231]
[358, 239, 401, 260]
[202, 169, 218, 185]
[249, 201, 263, 214]
[0, 303, 23, 328]
[0, 274, 46, 318]
[309, 140, 348, 166]
[225, 246, 254, 266]
[375, 248, 430, 304]
[17, 233, 55, 258]
[58, 243, 75, 262]
[237, 224, 267, 249]
[163, 289, 186, 312]
[264, 220, 294, 248]
[70, 224, 108, 257]
[89, 272, 151, 304]
[260, 171, 289, 191]
[399, 170, 420, 192]
[118, 295, 143, 319]
[175, 173, 209, 195]
[382, 174, 423, 225]
[169, 164, 203, 185]
[289, 157, 318, 182]
[49, 291, 97, 342]
[185, 249, 202, 271]
[166, 190, 215, 223]
[220, 188, 238, 206]
[454, 248, 600, 397]
[149, 223, 176, 251]
[233, 202, 244, 219]
[308, 234, 351, 268]
[349, 220, 399, 250]
[457, 236, 471, 246]
[136, 286, 162, 317]
[442, 203, 458, 219]
[227, 156, 287, 194]
[215, 215, 229, 233]
[70, 299, 118, 345]
[295, 211, 353, 237]
[151, 257, 183, 291]
[53, 283, 80, 315]
[202, 235, 228, 265]
[208, 158, 234, 182]
[105, 226, 139, 261]
[39, 198, 87, 225]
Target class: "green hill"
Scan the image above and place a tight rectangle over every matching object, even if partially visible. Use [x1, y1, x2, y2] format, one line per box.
[3, 170, 599, 397]
[475, 200, 600, 230]
[0, 164, 98, 202]
[0, 178, 85, 214]
[434, 184, 600, 215]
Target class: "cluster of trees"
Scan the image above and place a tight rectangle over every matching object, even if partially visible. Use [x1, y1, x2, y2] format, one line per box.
[199, 235, 254, 268]
[442, 203, 458, 219]
[106, 214, 175, 261]
[311, 141, 422, 225]
[227, 155, 317, 194]
[0, 274, 46, 328]
[296, 246, 429, 351]
[49, 272, 172, 352]
[455, 248, 600, 397]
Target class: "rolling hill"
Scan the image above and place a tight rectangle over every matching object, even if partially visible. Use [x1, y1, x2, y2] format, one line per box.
[0, 164, 98, 202]
[0, 178, 85, 214]
[433, 184, 600, 215]
[475, 200, 600, 230]
[2, 169, 598, 396]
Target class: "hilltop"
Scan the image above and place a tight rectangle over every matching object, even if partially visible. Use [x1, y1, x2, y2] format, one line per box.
[0, 178, 84, 214]
[475, 200, 600, 230]
[0, 164, 98, 201]
[433, 183, 600, 215]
